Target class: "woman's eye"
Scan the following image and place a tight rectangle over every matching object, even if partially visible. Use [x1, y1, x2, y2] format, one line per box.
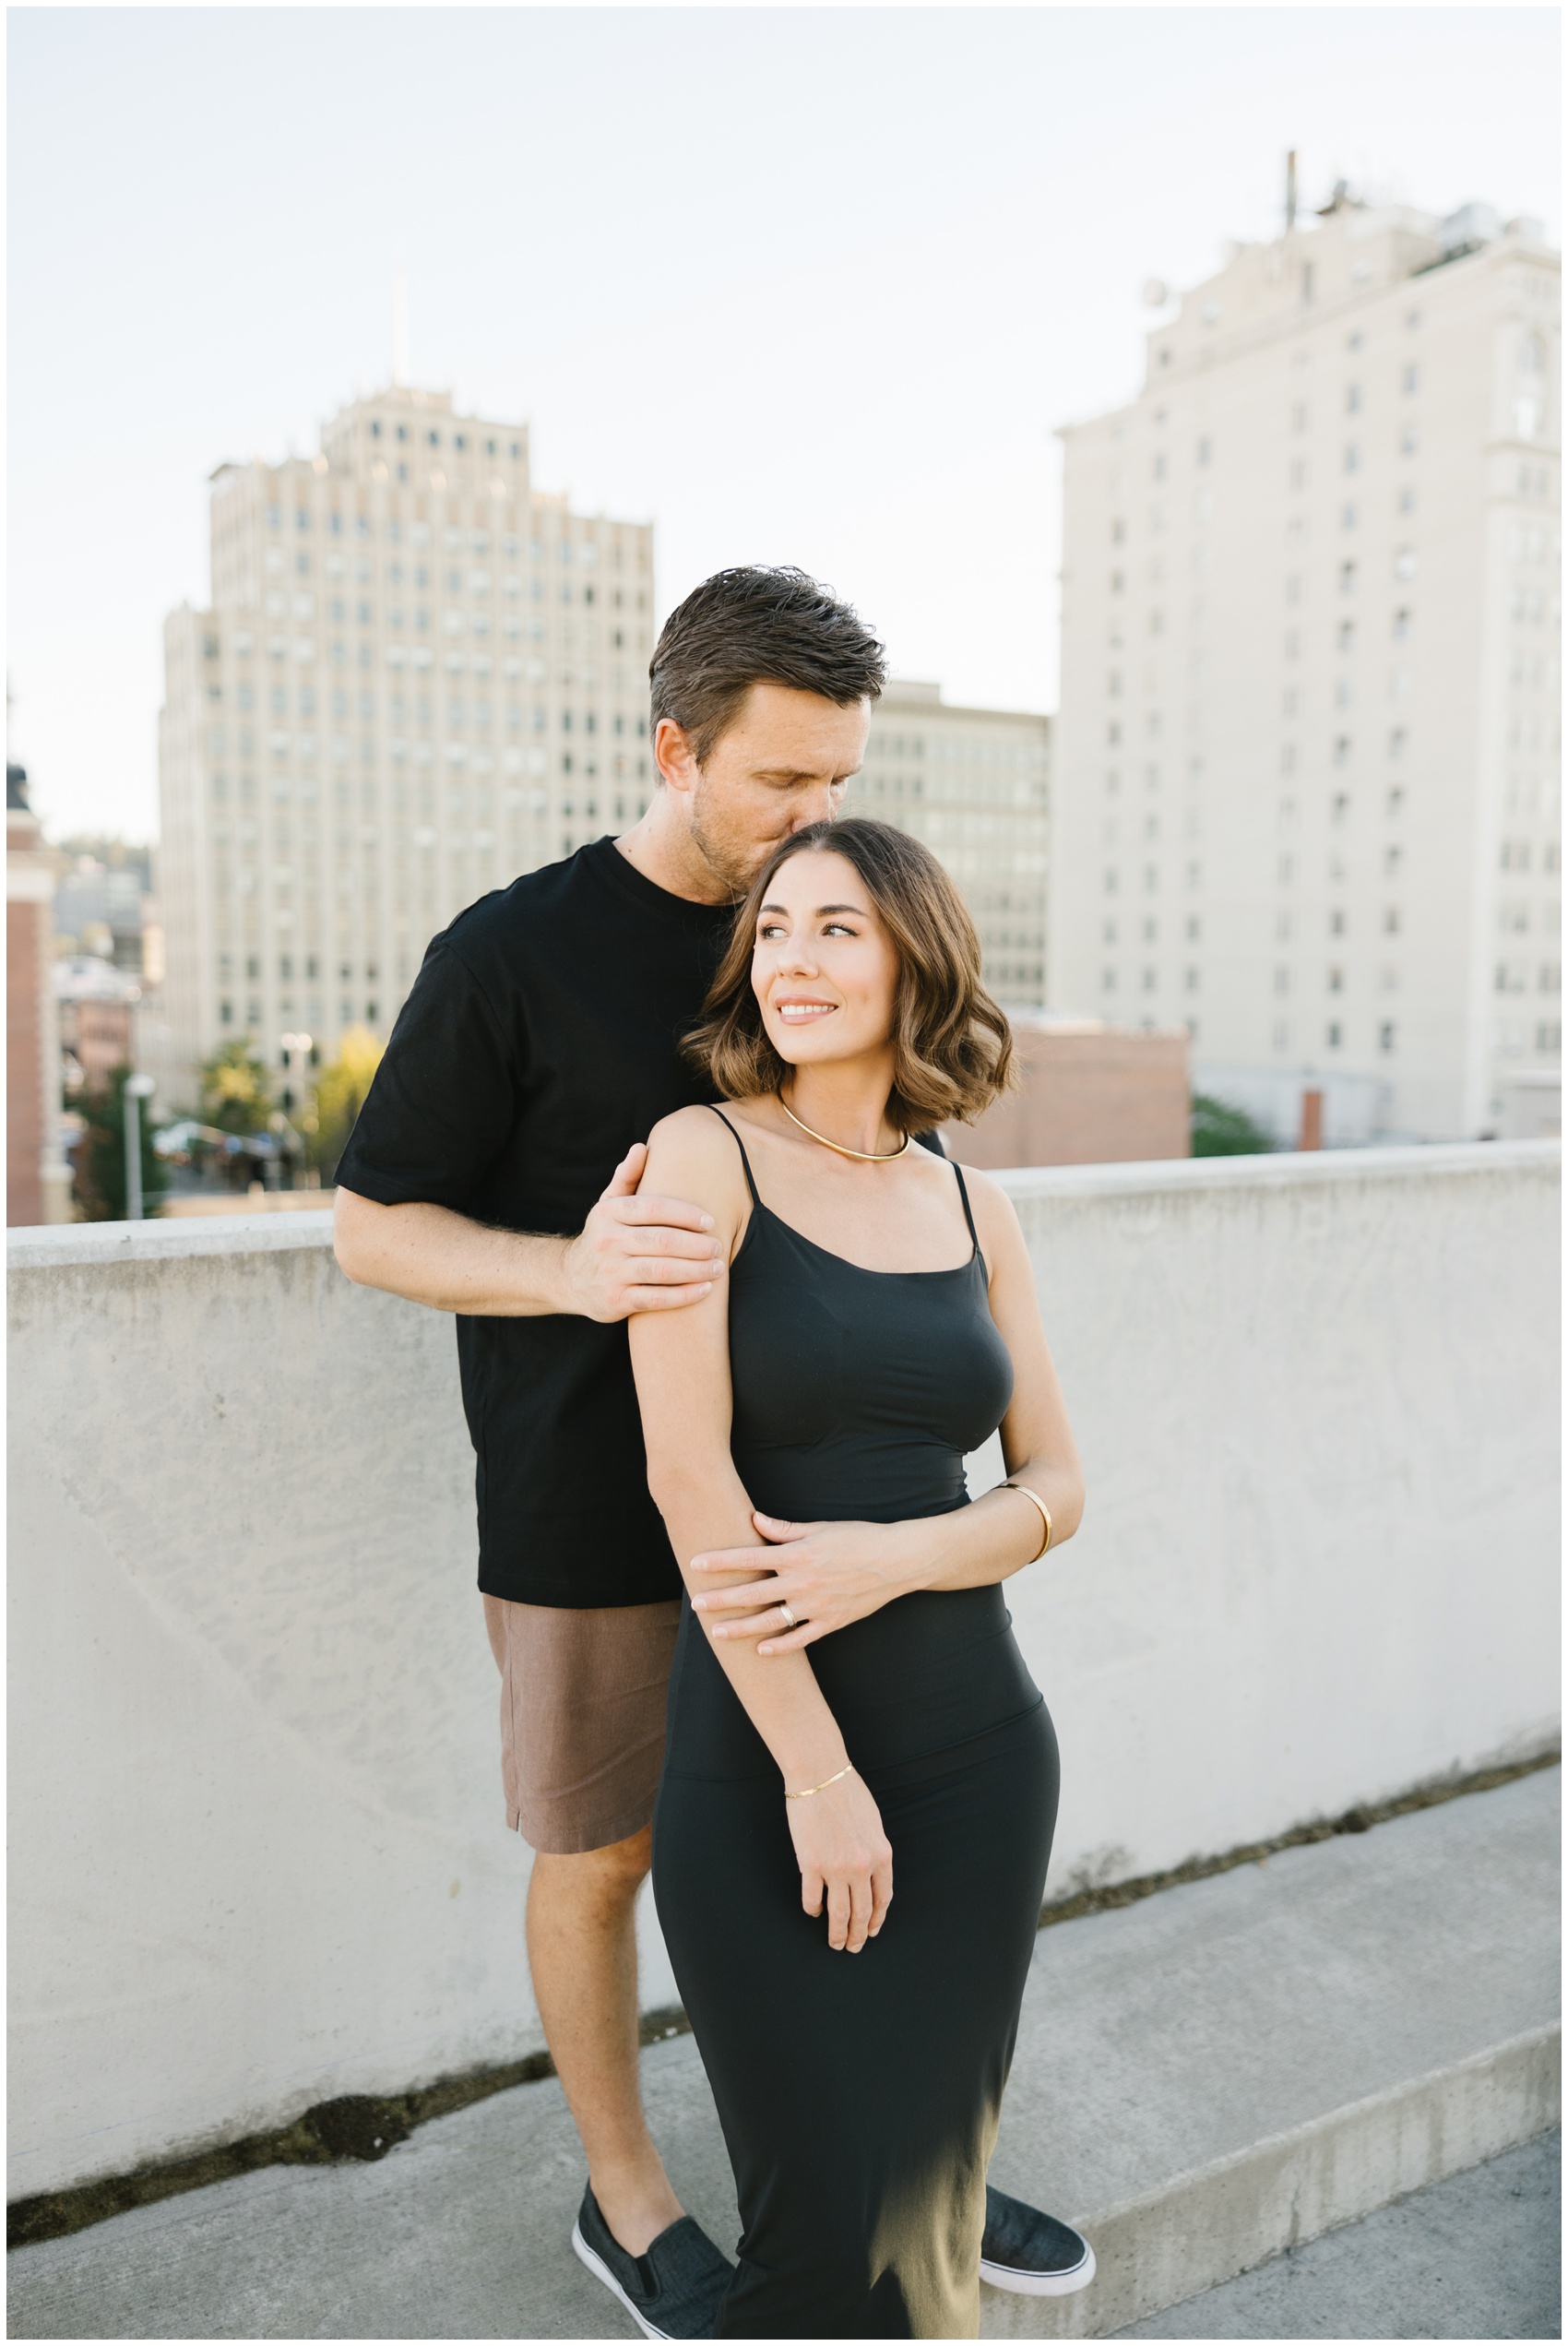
[823, 922, 855, 937]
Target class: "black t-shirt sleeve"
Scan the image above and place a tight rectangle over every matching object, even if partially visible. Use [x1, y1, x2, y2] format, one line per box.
[336, 941, 520, 1212]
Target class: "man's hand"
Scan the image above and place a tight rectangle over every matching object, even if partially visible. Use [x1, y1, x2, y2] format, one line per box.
[689, 1512, 931, 1653]
[563, 1142, 728, 1323]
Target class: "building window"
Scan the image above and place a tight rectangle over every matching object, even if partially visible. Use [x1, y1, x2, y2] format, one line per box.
[1379, 1021, 1396, 1053]
[1326, 1022, 1342, 1048]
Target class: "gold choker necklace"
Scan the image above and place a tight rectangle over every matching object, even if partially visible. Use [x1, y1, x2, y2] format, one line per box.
[777, 1094, 911, 1162]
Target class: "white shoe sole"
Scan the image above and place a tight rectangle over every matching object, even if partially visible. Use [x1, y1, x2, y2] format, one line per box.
[980, 2237, 1097, 2297]
[571, 2219, 673, 2340]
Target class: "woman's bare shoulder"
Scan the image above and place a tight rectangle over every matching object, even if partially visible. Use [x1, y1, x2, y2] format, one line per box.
[646, 1101, 727, 1149]
[641, 1103, 751, 1215]
[947, 1156, 1028, 1254]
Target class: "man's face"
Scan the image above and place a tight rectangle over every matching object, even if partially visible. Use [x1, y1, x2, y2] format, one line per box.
[656, 682, 870, 896]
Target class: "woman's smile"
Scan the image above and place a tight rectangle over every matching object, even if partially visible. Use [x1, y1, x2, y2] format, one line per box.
[775, 996, 838, 1024]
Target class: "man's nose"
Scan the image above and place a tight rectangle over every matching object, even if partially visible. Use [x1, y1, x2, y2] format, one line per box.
[786, 780, 837, 833]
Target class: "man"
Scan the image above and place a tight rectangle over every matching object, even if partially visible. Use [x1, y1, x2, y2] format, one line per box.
[335, 566, 1093, 2337]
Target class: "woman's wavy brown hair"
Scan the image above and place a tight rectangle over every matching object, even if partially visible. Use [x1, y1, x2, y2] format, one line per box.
[683, 817, 1016, 1131]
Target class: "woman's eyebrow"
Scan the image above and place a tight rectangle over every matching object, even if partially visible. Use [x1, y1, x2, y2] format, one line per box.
[757, 899, 868, 919]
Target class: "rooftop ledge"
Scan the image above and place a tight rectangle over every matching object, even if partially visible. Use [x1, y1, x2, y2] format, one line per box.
[7, 1139, 1558, 1274]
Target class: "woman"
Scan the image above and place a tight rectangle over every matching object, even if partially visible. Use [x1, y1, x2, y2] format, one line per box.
[627, 816, 1086, 2339]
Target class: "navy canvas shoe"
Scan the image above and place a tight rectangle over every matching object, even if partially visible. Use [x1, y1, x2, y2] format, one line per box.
[571, 2184, 734, 2340]
[980, 2183, 1097, 2296]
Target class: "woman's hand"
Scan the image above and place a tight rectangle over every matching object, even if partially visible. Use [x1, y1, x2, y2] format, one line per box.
[691, 1513, 931, 1653]
[786, 1769, 893, 1952]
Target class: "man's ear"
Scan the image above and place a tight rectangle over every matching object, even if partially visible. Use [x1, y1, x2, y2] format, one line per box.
[654, 717, 698, 795]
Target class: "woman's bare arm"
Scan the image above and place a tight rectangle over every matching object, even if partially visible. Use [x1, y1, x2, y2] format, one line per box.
[628, 1108, 893, 1952]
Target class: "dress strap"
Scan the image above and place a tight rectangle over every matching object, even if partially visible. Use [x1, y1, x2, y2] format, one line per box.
[706, 1105, 762, 1207]
[952, 1161, 981, 1256]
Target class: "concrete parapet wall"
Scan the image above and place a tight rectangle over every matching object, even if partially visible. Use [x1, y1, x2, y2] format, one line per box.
[7, 1143, 1560, 2198]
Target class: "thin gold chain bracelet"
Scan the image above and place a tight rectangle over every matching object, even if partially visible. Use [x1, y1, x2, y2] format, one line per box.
[784, 1762, 856, 1801]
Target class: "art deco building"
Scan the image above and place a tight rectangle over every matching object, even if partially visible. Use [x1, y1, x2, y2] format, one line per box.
[159, 386, 655, 1102]
[1051, 194, 1561, 1141]
[861, 681, 1051, 1010]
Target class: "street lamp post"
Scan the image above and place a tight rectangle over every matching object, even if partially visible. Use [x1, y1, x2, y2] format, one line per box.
[124, 1073, 157, 1222]
[279, 1033, 314, 1191]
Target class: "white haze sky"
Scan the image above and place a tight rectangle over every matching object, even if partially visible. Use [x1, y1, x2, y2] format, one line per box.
[7, 3, 1561, 842]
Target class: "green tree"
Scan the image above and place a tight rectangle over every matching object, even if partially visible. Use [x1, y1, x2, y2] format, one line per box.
[305, 1025, 385, 1180]
[1192, 1091, 1277, 1159]
[71, 1066, 170, 1221]
[200, 1038, 274, 1136]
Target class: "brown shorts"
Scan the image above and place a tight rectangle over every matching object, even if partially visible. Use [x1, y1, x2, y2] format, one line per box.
[483, 1594, 683, 1855]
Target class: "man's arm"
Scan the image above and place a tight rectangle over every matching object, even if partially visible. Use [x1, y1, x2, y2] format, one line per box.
[334, 1141, 728, 1322]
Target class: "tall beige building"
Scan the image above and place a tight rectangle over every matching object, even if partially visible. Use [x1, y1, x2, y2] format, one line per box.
[1051, 195, 1561, 1141]
[861, 681, 1051, 1009]
[160, 385, 655, 1102]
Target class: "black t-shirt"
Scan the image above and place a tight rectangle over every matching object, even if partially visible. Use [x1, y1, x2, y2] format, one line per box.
[337, 839, 734, 1607]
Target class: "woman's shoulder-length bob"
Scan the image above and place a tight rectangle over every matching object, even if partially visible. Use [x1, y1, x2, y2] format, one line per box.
[683, 816, 1016, 1132]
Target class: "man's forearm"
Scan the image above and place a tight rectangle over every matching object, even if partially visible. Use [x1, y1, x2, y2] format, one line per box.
[334, 1190, 576, 1316]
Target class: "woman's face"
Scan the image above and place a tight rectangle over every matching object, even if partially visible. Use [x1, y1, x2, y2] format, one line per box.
[751, 849, 900, 1072]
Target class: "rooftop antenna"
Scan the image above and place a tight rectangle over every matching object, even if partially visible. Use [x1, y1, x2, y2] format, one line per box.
[1285, 149, 1298, 234]
[393, 249, 410, 389]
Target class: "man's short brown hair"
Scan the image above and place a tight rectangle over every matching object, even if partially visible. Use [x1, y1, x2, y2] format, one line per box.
[649, 567, 887, 766]
[684, 817, 1015, 1131]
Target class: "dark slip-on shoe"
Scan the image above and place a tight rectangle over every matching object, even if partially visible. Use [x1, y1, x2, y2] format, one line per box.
[572, 2183, 734, 2339]
[980, 2181, 1097, 2296]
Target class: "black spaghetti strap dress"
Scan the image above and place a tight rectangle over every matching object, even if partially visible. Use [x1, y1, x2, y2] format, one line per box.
[651, 1110, 1060, 2340]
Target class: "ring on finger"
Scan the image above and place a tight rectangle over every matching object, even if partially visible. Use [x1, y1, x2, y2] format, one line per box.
[777, 1602, 798, 1629]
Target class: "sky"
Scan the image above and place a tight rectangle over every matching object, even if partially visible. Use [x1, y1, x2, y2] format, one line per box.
[7, 4, 1561, 843]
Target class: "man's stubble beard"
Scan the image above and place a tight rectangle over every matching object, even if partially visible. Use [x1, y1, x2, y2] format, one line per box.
[688, 772, 837, 900]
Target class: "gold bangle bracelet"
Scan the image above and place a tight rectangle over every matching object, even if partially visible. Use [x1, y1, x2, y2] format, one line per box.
[1002, 1480, 1053, 1562]
[784, 1762, 856, 1801]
